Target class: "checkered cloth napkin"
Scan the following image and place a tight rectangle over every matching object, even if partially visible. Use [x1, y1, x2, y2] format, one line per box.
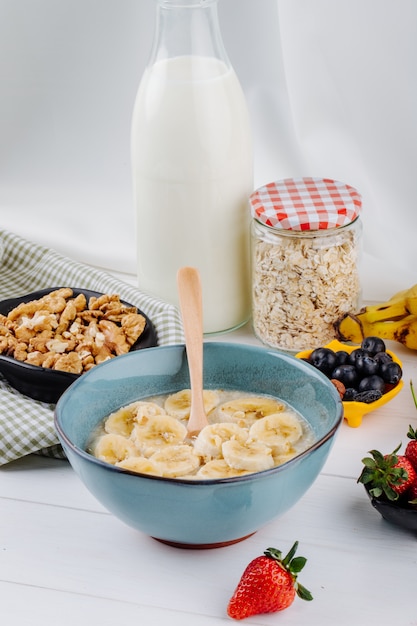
[0, 229, 184, 465]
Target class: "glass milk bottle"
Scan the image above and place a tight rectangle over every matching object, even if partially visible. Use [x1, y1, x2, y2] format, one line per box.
[131, 0, 253, 333]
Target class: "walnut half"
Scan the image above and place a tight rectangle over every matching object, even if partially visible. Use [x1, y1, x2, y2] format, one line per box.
[0, 289, 147, 374]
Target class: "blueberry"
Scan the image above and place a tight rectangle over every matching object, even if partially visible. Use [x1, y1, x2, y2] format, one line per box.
[379, 361, 403, 384]
[347, 348, 368, 366]
[361, 336, 386, 356]
[354, 354, 379, 378]
[308, 348, 337, 375]
[335, 350, 350, 365]
[331, 364, 358, 388]
[373, 351, 393, 366]
[358, 375, 385, 393]
[343, 387, 358, 401]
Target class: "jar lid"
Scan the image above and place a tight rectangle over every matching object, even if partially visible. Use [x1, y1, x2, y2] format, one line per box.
[250, 177, 362, 231]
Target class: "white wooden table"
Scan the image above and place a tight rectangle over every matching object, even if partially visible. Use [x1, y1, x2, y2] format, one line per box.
[1, 324, 416, 625]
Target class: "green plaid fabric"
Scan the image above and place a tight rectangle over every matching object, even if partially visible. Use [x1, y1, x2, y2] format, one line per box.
[0, 229, 184, 465]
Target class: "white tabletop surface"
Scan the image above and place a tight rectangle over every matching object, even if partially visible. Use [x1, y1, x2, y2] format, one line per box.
[1, 320, 416, 626]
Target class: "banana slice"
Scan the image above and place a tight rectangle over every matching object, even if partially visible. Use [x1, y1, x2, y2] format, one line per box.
[149, 444, 201, 478]
[131, 414, 188, 456]
[164, 389, 219, 420]
[134, 401, 166, 420]
[104, 401, 165, 437]
[273, 449, 298, 466]
[248, 412, 303, 455]
[193, 423, 249, 462]
[222, 439, 274, 472]
[116, 456, 162, 476]
[196, 459, 251, 479]
[216, 396, 286, 427]
[93, 433, 137, 465]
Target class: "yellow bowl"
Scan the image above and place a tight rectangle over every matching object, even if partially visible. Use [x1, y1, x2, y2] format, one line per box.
[296, 339, 404, 428]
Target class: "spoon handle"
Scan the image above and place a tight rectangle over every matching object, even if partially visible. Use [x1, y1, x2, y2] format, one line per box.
[177, 266, 207, 435]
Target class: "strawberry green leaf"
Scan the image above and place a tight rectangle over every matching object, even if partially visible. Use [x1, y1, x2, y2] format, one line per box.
[379, 484, 399, 501]
[281, 541, 299, 568]
[358, 468, 375, 484]
[369, 449, 386, 464]
[289, 556, 307, 574]
[264, 547, 282, 561]
[361, 457, 377, 469]
[407, 424, 417, 441]
[410, 379, 417, 411]
[296, 583, 313, 601]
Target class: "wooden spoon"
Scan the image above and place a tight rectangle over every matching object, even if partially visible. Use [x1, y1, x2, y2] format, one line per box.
[176, 266, 209, 438]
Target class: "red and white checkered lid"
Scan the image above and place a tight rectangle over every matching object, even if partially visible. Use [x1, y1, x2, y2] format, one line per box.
[250, 177, 362, 231]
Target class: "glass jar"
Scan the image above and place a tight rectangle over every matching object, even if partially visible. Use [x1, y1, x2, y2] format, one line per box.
[250, 177, 363, 352]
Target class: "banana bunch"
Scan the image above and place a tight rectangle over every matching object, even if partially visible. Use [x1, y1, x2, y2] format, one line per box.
[336, 283, 417, 350]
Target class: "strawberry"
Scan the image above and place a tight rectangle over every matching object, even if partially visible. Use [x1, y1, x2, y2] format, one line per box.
[405, 425, 417, 472]
[407, 479, 417, 508]
[358, 444, 417, 501]
[405, 379, 417, 471]
[227, 542, 313, 620]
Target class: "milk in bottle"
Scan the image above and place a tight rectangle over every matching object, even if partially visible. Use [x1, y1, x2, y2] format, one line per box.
[131, 0, 253, 333]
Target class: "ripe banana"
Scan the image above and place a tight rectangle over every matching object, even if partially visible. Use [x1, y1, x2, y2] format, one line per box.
[193, 423, 249, 462]
[248, 412, 303, 455]
[216, 396, 286, 427]
[164, 389, 219, 420]
[336, 283, 417, 350]
[131, 413, 188, 456]
[222, 439, 274, 472]
[362, 283, 417, 322]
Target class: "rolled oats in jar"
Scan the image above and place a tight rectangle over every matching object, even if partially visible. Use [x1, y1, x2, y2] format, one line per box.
[250, 177, 362, 352]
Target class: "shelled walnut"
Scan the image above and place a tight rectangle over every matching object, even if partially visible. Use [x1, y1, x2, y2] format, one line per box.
[0, 288, 146, 374]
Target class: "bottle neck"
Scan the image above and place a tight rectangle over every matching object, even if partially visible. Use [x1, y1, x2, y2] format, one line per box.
[149, 0, 230, 67]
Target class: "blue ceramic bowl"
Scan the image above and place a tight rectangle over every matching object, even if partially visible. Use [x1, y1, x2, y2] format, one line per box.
[54, 342, 343, 548]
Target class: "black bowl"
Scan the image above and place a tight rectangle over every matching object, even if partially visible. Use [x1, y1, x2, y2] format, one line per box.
[0, 287, 157, 403]
[364, 486, 417, 532]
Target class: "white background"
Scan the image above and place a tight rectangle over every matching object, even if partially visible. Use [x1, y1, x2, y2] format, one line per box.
[0, 0, 416, 300]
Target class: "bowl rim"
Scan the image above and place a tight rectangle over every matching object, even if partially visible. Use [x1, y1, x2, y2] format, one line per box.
[54, 341, 344, 485]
